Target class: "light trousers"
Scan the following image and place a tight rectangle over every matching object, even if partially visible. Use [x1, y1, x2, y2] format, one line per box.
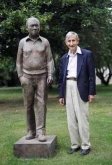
[66, 80, 91, 149]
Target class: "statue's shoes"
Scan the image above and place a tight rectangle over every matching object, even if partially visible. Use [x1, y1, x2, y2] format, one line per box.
[25, 132, 35, 140]
[38, 134, 47, 142]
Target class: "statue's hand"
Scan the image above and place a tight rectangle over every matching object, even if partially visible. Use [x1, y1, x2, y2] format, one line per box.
[19, 76, 24, 83]
[47, 76, 53, 85]
[19, 76, 27, 85]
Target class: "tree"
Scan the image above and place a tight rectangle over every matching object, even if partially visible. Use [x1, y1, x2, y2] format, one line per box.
[0, 0, 52, 86]
[79, 1, 112, 85]
[0, 0, 112, 85]
[38, 0, 112, 84]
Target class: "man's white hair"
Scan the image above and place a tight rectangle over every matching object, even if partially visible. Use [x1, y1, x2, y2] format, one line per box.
[65, 31, 79, 40]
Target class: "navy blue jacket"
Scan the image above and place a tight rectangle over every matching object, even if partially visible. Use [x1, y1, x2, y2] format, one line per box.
[58, 48, 96, 102]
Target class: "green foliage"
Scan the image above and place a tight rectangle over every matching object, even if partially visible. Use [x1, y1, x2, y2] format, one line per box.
[0, 56, 14, 73]
[0, 56, 15, 86]
[0, 0, 112, 85]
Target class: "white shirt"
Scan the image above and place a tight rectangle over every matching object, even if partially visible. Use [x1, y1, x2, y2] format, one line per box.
[67, 46, 82, 78]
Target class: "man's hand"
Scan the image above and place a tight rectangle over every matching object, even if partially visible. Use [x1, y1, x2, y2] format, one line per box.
[59, 98, 65, 105]
[88, 95, 94, 102]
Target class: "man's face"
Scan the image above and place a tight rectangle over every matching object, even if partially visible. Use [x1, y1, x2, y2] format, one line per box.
[27, 18, 40, 37]
[65, 34, 79, 53]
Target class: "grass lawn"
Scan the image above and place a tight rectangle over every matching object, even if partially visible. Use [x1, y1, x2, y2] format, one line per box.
[0, 85, 112, 165]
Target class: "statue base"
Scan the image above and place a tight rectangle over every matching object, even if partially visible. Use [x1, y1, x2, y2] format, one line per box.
[13, 135, 57, 158]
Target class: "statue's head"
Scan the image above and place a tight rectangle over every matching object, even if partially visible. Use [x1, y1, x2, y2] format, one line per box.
[26, 17, 40, 37]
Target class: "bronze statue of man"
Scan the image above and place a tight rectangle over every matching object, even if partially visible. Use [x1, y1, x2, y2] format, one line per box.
[16, 17, 55, 142]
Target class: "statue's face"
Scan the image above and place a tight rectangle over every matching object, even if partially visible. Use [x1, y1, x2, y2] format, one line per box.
[27, 18, 40, 37]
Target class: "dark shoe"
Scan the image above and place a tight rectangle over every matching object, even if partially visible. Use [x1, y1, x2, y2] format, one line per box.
[80, 148, 91, 156]
[25, 132, 35, 140]
[68, 147, 80, 154]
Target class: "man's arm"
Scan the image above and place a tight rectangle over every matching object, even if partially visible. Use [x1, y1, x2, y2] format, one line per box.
[58, 57, 66, 105]
[87, 51, 96, 102]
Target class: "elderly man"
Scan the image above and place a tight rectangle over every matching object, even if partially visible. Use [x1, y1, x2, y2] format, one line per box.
[16, 17, 55, 142]
[58, 31, 96, 155]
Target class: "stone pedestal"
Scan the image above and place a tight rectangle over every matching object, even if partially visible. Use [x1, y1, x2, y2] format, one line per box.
[13, 135, 57, 158]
